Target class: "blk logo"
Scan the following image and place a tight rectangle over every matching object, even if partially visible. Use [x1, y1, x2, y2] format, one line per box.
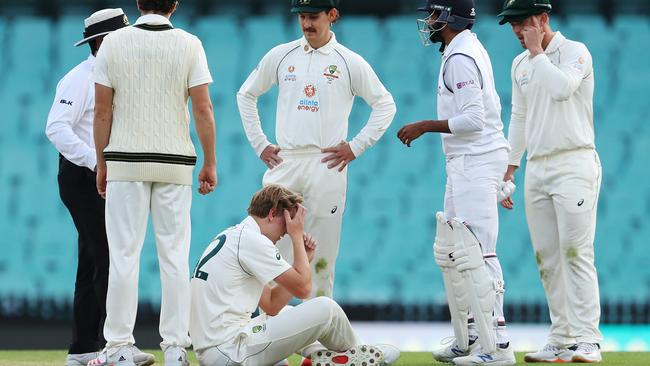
[577, 199, 585, 207]
[331, 206, 338, 214]
[60, 99, 73, 106]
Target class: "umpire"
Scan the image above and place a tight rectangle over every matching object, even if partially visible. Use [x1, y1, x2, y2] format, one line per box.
[45, 9, 154, 366]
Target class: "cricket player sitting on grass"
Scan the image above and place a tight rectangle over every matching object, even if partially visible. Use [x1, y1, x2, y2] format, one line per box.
[189, 185, 400, 366]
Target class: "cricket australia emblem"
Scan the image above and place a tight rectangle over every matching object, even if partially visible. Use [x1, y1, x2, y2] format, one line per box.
[323, 64, 341, 84]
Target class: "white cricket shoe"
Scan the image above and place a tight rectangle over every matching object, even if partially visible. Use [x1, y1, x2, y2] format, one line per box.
[66, 352, 99, 366]
[571, 343, 601, 363]
[432, 337, 479, 363]
[452, 343, 516, 366]
[87, 346, 135, 366]
[310, 344, 400, 366]
[164, 346, 190, 366]
[132, 346, 155, 366]
[523, 343, 574, 363]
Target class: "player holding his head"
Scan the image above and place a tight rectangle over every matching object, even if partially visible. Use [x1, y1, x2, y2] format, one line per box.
[189, 185, 400, 366]
[498, 0, 602, 363]
[397, 0, 515, 365]
[237, 0, 396, 300]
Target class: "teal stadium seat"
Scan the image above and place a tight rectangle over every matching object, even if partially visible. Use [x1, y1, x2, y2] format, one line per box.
[2, 14, 649, 308]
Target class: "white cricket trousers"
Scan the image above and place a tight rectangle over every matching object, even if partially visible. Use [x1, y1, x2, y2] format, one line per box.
[444, 148, 509, 342]
[104, 181, 193, 351]
[524, 148, 602, 345]
[197, 297, 360, 366]
[263, 148, 347, 298]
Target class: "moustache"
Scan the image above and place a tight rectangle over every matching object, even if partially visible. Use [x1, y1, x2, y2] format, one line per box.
[303, 28, 316, 33]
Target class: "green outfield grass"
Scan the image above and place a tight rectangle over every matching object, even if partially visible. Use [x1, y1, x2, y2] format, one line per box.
[0, 351, 649, 365]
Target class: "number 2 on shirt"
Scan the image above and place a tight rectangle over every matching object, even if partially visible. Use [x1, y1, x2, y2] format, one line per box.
[192, 234, 226, 281]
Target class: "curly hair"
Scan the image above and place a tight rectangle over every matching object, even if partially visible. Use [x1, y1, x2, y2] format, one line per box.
[248, 185, 304, 218]
[137, 0, 178, 14]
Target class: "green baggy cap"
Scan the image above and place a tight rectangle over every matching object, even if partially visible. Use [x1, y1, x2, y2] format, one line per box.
[498, 0, 552, 25]
[291, 0, 340, 13]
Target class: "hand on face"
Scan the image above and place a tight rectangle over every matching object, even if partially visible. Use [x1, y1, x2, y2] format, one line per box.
[521, 16, 545, 56]
[284, 204, 306, 238]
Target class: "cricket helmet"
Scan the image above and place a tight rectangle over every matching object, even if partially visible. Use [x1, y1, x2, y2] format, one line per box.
[417, 0, 476, 47]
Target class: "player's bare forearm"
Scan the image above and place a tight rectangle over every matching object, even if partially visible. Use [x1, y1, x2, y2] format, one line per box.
[397, 120, 450, 147]
[504, 165, 518, 181]
[417, 120, 451, 133]
[190, 84, 217, 168]
[93, 84, 114, 167]
[290, 233, 311, 281]
[258, 285, 293, 316]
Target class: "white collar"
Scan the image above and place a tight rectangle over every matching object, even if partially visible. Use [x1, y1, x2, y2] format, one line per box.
[443, 29, 474, 59]
[300, 32, 338, 55]
[134, 14, 173, 27]
[243, 216, 262, 234]
[544, 31, 565, 54]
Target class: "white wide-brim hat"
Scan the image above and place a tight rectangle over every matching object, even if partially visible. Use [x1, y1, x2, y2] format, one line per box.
[74, 8, 129, 47]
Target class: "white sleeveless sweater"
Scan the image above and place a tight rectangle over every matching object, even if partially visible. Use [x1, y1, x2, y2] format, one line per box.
[93, 16, 212, 185]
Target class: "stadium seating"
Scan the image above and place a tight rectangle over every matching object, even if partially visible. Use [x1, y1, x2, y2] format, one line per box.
[1, 13, 649, 313]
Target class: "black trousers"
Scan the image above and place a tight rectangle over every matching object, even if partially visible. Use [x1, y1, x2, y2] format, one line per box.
[57, 155, 109, 354]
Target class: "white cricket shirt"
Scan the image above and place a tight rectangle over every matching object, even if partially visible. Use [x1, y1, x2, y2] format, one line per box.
[237, 32, 396, 158]
[508, 31, 595, 165]
[437, 30, 510, 157]
[189, 216, 292, 352]
[46, 55, 97, 170]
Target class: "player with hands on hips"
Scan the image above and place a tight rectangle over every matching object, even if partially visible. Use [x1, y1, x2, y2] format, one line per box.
[498, 0, 603, 363]
[189, 185, 400, 366]
[237, 0, 396, 299]
[398, 1, 515, 365]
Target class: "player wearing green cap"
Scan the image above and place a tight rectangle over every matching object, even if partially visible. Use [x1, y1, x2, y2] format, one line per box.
[498, 0, 603, 363]
[237, 0, 396, 304]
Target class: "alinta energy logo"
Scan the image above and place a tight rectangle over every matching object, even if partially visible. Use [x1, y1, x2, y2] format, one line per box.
[298, 84, 319, 112]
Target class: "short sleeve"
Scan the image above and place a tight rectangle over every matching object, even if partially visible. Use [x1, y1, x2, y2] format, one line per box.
[92, 38, 112, 88]
[188, 39, 213, 88]
[239, 233, 292, 284]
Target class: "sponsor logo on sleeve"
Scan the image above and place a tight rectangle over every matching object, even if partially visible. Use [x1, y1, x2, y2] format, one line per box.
[60, 99, 73, 106]
[252, 324, 267, 333]
[456, 80, 475, 90]
[572, 57, 586, 72]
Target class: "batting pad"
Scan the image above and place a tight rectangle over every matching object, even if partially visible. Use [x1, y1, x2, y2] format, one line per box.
[433, 212, 471, 351]
[450, 218, 497, 354]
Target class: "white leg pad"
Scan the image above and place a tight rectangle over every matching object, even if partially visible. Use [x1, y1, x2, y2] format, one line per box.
[450, 218, 497, 354]
[433, 212, 470, 351]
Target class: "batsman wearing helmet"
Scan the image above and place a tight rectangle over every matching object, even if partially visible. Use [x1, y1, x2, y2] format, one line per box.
[397, 0, 515, 365]
[498, 0, 603, 363]
[237, 0, 396, 300]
